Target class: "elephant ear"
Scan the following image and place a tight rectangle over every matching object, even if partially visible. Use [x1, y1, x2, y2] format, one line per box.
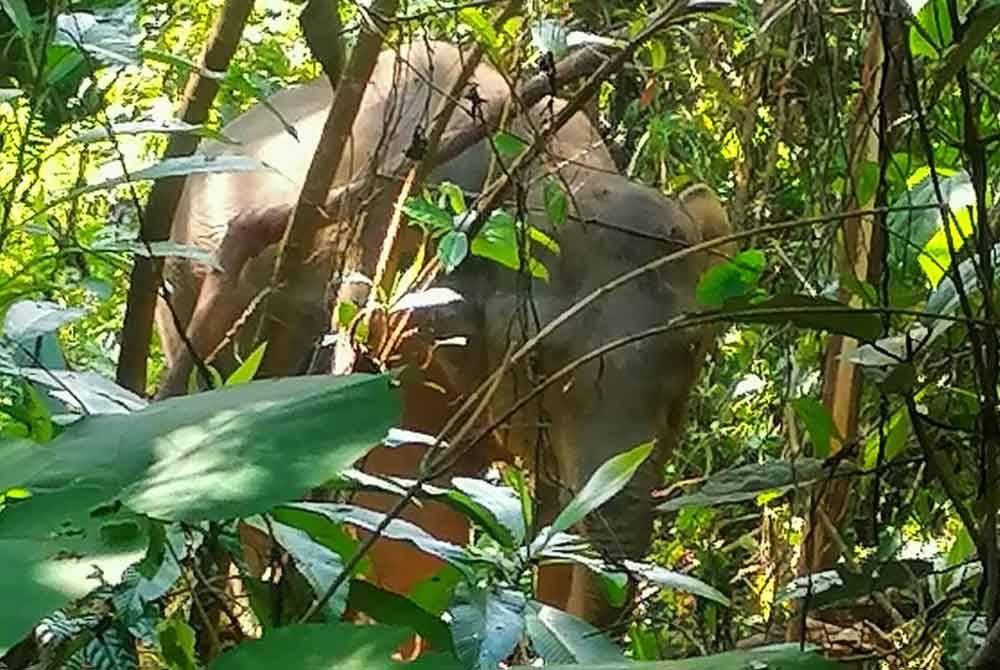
[678, 183, 731, 243]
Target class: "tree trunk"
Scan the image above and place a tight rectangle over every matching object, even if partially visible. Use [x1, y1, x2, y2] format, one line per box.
[253, 0, 400, 378]
[116, 0, 255, 394]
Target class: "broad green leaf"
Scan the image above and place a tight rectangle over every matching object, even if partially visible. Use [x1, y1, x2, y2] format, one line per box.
[270, 504, 371, 576]
[209, 622, 460, 670]
[279, 502, 472, 569]
[452, 477, 526, 545]
[530, 19, 569, 57]
[658, 458, 831, 512]
[863, 407, 912, 470]
[776, 559, 933, 610]
[48, 155, 270, 212]
[449, 586, 525, 670]
[67, 120, 202, 145]
[92, 240, 222, 270]
[717, 294, 883, 341]
[791, 397, 841, 458]
[347, 579, 454, 653]
[18, 369, 147, 414]
[438, 230, 469, 273]
[695, 249, 765, 307]
[0, 373, 400, 522]
[157, 616, 197, 670]
[514, 643, 839, 669]
[543, 177, 569, 228]
[0, 506, 147, 655]
[54, 7, 141, 66]
[524, 600, 624, 664]
[3, 299, 85, 341]
[409, 565, 464, 615]
[929, 0, 1000, 102]
[888, 170, 976, 286]
[459, 7, 500, 50]
[924, 241, 1000, 339]
[910, 0, 953, 58]
[1, 0, 33, 42]
[472, 210, 551, 279]
[623, 560, 731, 606]
[225, 342, 267, 386]
[943, 612, 986, 668]
[551, 442, 653, 535]
[256, 519, 350, 618]
[493, 131, 527, 160]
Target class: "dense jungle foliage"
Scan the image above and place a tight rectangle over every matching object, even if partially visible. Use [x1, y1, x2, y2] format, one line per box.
[2, 0, 1000, 668]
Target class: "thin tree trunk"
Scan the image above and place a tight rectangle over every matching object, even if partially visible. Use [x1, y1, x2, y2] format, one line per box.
[253, 0, 400, 378]
[116, 0, 255, 394]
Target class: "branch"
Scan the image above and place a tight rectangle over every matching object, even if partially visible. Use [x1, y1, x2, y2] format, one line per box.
[116, 0, 254, 394]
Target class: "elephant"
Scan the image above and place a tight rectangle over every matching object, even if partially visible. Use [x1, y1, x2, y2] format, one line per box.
[155, 39, 732, 627]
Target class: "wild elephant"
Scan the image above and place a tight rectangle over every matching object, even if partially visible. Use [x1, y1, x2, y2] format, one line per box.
[156, 39, 731, 626]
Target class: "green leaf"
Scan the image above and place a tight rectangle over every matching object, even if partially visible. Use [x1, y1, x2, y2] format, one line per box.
[863, 407, 912, 470]
[409, 565, 463, 615]
[92, 239, 223, 270]
[392, 242, 426, 307]
[623, 560, 731, 606]
[777, 560, 933, 610]
[910, 0, 953, 58]
[208, 622, 461, 670]
[438, 182, 467, 214]
[543, 177, 568, 227]
[647, 39, 667, 70]
[347, 579, 454, 653]
[259, 519, 350, 618]
[3, 299, 85, 341]
[530, 19, 569, 58]
[270, 504, 371, 575]
[336, 301, 360, 329]
[46, 155, 269, 214]
[449, 586, 525, 670]
[459, 8, 500, 50]
[225, 342, 267, 386]
[0, 506, 148, 655]
[524, 600, 624, 664]
[888, 170, 976, 286]
[451, 477, 526, 545]
[924, 241, 1000, 339]
[1, 0, 33, 42]
[471, 210, 550, 280]
[658, 458, 831, 512]
[0, 373, 400, 523]
[493, 131, 527, 160]
[791, 397, 841, 458]
[717, 294, 883, 341]
[403, 196, 454, 232]
[695, 249, 766, 307]
[279, 503, 472, 570]
[929, 0, 1000, 102]
[438, 230, 469, 273]
[157, 616, 197, 670]
[550, 442, 654, 535]
[513, 643, 839, 669]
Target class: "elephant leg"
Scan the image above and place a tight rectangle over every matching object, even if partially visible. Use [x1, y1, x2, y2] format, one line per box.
[534, 472, 574, 609]
[565, 454, 663, 626]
